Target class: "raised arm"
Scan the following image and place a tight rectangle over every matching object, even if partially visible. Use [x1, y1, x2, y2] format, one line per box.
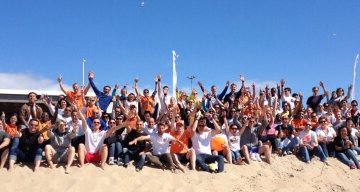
[210, 114, 221, 136]
[319, 81, 328, 99]
[112, 84, 119, 97]
[152, 76, 158, 97]
[57, 75, 67, 94]
[76, 105, 88, 133]
[156, 75, 162, 97]
[218, 81, 229, 100]
[134, 78, 141, 97]
[345, 84, 353, 100]
[197, 81, 205, 94]
[88, 71, 102, 96]
[280, 79, 285, 100]
[190, 112, 201, 138]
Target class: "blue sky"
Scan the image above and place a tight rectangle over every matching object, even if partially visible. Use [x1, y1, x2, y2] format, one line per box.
[0, 0, 359, 99]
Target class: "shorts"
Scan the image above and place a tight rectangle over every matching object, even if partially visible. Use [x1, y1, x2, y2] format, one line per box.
[85, 152, 101, 163]
[248, 146, 259, 153]
[52, 149, 69, 163]
[176, 153, 188, 164]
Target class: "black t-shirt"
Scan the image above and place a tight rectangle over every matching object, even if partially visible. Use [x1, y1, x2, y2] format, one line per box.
[334, 136, 348, 153]
[306, 95, 324, 112]
[19, 129, 40, 152]
[275, 124, 295, 138]
[123, 129, 147, 152]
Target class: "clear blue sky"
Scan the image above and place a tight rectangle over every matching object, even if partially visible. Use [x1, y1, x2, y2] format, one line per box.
[0, 0, 359, 99]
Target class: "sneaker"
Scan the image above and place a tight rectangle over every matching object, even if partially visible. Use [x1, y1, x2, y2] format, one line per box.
[356, 164, 360, 169]
[288, 151, 293, 155]
[282, 151, 288, 156]
[250, 153, 257, 161]
[117, 158, 124, 166]
[108, 157, 115, 165]
[255, 153, 262, 162]
[123, 163, 128, 168]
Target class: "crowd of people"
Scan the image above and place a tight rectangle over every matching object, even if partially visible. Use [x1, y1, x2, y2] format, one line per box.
[0, 72, 360, 174]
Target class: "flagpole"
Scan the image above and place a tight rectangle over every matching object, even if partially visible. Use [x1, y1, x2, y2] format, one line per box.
[172, 51, 177, 97]
[82, 59, 86, 87]
[352, 54, 359, 100]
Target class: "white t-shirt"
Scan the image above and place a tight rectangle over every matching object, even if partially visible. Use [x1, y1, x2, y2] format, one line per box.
[150, 133, 174, 155]
[191, 130, 212, 155]
[144, 125, 157, 135]
[228, 131, 241, 151]
[283, 95, 296, 109]
[67, 119, 83, 136]
[84, 127, 107, 153]
[159, 95, 171, 115]
[299, 130, 317, 145]
[351, 128, 359, 146]
[316, 127, 336, 142]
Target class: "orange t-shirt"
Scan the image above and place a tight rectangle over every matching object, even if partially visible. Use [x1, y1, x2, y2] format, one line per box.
[5, 124, 19, 138]
[140, 96, 155, 113]
[66, 91, 85, 109]
[127, 116, 138, 129]
[291, 119, 307, 132]
[85, 105, 98, 118]
[170, 129, 191, 154]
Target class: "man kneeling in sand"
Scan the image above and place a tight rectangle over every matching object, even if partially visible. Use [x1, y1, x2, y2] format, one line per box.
[44, 119, 76, 174]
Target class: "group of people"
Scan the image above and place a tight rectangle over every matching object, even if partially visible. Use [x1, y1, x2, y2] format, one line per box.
[0, 72, 360, 174]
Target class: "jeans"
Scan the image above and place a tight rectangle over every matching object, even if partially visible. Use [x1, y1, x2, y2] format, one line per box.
[9, 138, 43, 162]
[352, 146, 360, 155]
[108, 141, 122, 159]
[300, 146, 327, 162]
[275, 136, 299, 153]
[196, 153, 224, 173]
[337, 149, 360, 166]
[319, 142, 335, 158]
[231, 150, 241, 164]
[123, 148, 146, 170]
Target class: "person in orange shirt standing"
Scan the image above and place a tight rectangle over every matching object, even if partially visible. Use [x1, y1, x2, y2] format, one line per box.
[134, 77, 158, 118]
[58, 75, 91, 109]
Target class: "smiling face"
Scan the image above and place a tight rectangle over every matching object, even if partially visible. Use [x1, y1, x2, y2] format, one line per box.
[28, 119, 40, 133]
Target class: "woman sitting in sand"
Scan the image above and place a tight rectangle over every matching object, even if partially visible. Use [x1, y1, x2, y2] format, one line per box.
[334, 126, 360, 169]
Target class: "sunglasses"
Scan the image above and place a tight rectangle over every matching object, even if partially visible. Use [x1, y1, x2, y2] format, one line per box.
[144, 91, 149, 93]
[320, 121, 326, 123]
[109, 121, 116, 124]
[93, 121, 100, 124]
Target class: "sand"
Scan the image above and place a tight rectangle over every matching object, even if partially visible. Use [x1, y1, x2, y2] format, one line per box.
[1, 155, 359, 192]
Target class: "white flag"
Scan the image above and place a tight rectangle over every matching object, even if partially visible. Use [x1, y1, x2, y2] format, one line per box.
[352, 54, 359, 100]
[172, 50, 178, 97]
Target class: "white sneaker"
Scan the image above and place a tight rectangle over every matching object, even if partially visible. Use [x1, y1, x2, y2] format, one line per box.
[255, 153, 262, 162]
[108, 157, 115, 165]
[250, 153, 257, 161]
[117, 158, 124, 166]
[282, 151, 288, 156]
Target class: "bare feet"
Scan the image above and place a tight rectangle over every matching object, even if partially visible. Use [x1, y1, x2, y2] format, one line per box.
[100, 163, 105, 170]
[65, 166, 71, 174]
[33, 166, 39, 172]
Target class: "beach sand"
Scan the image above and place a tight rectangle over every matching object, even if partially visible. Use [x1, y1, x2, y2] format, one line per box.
[1, 155, 359, 192]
